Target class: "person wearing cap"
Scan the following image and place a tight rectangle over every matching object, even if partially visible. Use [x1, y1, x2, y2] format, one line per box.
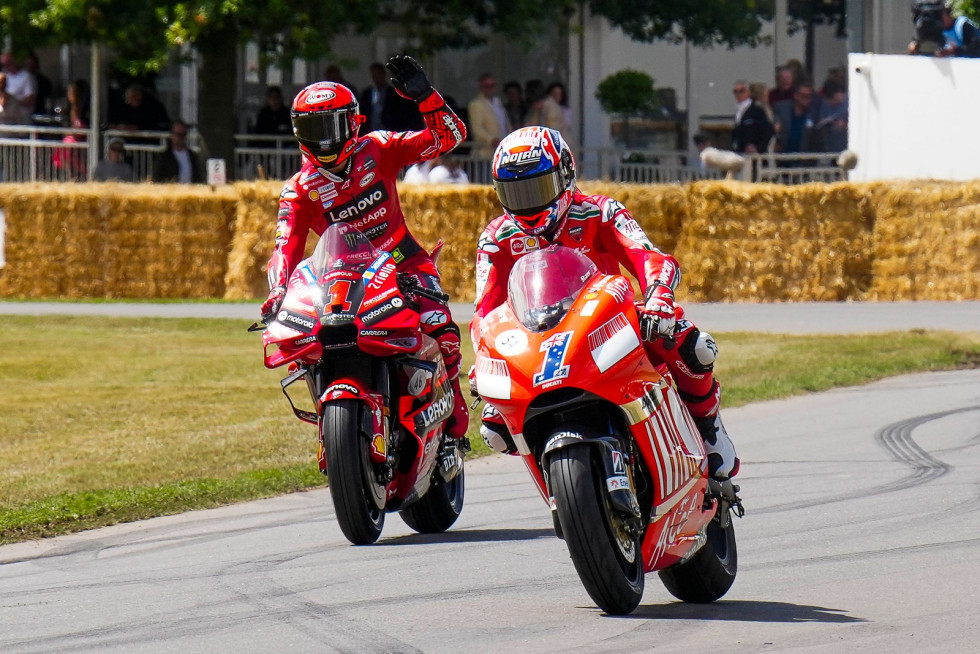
[93, 138, 134, 182]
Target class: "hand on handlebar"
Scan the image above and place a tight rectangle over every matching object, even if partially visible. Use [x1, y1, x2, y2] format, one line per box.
[639, 284, 676, 342]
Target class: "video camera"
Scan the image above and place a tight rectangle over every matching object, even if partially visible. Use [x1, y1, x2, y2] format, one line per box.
[912, 1, 947, 55]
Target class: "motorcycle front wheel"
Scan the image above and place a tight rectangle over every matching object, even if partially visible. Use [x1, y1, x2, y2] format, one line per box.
[550, 444, 644, 615]
[322, 399, 386, 545]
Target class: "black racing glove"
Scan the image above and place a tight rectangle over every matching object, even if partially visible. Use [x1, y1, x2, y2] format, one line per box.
[385, 55, 434, 103]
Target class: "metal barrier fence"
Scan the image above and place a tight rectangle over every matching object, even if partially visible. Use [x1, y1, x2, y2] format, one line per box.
[0, 126, 843, 185]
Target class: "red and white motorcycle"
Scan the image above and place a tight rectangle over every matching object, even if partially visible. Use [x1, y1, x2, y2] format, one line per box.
[472, 245, 743, 614]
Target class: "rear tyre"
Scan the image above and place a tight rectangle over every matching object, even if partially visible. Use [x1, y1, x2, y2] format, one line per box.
[550, 444, 644, 615]
[658, 515, 737, 602]
[322, 400, 386, 545]
[399, 467, 465, 533]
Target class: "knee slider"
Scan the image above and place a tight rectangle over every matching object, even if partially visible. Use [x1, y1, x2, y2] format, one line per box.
[679, 328, 718, 374]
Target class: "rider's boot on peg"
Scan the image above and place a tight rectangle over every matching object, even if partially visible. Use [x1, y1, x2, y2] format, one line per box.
[692, 411, 740, 481]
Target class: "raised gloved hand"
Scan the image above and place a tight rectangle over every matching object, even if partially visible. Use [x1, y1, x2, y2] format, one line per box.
[639, 284, 676, 341]
[385, 55, 433, 102]
[260, 287, 286, 323]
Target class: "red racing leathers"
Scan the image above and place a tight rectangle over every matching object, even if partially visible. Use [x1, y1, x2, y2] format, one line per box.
[267, 90, 468, 393]
[473, 189, 723, 427]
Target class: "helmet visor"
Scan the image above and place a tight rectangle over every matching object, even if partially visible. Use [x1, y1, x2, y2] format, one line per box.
[292, 109, 353, 152]
[493, 169, 564, 215]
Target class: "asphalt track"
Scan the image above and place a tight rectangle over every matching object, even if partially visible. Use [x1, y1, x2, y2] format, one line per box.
[0, 302, 978, 652]
[2, 300, 980, 333]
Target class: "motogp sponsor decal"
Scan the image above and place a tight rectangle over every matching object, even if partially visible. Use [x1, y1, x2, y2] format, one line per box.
[359, 172, 376, 187]
[510, 236, 540, 255]
[568, 225, 584, 242]
[421, 310, 449, 328]
[408, 368, 430, 396]
[326, 182, 390, 223]
[419, 393, 453, 427]
[494, 329, 528, 356]
[279, 187, 299, 201]
[326, 382, 359, 396]
[500, 147, 543, 167]
[277, 309, 316, 334]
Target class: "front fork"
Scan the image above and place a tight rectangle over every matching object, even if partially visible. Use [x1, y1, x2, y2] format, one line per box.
[543, 434, 645, 537]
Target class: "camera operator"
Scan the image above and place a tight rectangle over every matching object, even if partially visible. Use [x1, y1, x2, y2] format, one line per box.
[909, 1, 980, 58]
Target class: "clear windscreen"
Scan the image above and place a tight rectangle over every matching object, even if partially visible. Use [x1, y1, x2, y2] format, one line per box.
[310, 223, 380, 275]
[507, 246, 599, 332]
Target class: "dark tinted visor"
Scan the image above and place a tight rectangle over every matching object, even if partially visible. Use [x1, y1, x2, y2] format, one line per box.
[493, 169, 563, 214]
[292, 110, 353, 150]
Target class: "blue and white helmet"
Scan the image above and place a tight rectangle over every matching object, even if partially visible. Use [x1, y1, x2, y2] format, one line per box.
[491, 127, 576, 236]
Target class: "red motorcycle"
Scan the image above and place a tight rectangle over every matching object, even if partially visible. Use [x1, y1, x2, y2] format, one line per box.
[255, 223, 466, 545]
[472, 245, 742, 614]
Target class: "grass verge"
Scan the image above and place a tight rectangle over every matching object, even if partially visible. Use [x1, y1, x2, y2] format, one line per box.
[1, 315, 977, 545]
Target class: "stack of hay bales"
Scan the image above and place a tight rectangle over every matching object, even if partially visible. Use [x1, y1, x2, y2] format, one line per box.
[0, 183, 236, 298]
[674, 181, 874, 302]
[865, 180, 980, 300]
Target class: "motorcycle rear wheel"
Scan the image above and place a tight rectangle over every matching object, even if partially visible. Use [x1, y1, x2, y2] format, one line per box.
[399, 466, 465, 533]
[658, 513, 737, 602]
[550, 444, 644, 615]
[322, 399, 386, 545]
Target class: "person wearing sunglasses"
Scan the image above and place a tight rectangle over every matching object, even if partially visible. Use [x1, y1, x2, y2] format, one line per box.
[731, 80, 774, 154]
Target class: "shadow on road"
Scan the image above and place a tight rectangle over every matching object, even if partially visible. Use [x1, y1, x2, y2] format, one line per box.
[622, 600, 867, 623]
[378, 527, 555, 546]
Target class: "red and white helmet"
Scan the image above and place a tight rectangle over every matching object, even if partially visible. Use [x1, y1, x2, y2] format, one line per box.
[291, 82, 365, 167]
[492, 126, 576, 236]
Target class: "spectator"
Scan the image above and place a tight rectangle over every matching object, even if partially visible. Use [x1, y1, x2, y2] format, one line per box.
[51, 80, 90, 181]
[428, 156, 469, 184]
[772, 82, 817, 154]
[358, 61, 422, 132]
[547, 81, 574, 132]
[750, 81, 775, 124]
[938, 2, 980, 57]
[731, 79, 773, 154]
[152, 120, 203, 183]
[93, 138, 134, 182]
[253, 85, 291, 137]
[323, 64, 351, 87]
[784, 58, 805, 86]
[25, 52, 52, 116]
[693, 131, 713, 172]
[523, 78, 569, 138]
[0, 73, 27, 125]
[522, 79, 546, 124]
[111, 83, 171, 132]
[502, 80, 526, 130]
[812, 79, 848, 152]
[768, 65, 795, 106]
[467, 73, 509, 157]
[0, 51, 36, 123]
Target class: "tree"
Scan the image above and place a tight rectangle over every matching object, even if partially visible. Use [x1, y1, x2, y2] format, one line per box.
[595, 70, 658, 148]
[1, 1, 779, 176]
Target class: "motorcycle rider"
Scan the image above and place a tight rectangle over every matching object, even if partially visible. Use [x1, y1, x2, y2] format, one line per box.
[471, 126, 739, 480]
[261, 55, 470, 441]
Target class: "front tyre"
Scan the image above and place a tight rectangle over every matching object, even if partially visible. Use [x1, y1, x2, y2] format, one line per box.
[550, 444, 644, 615]
[322, 400, 385, 545]
[658, 514, 737, 602]
[399, 467, 465, 533]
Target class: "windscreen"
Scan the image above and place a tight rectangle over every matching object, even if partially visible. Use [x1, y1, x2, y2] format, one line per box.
[310, 223, 379, 275]
[507, 246, 599, 332]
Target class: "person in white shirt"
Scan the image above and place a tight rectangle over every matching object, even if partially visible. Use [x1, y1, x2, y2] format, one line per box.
[0, 52, 36, 124]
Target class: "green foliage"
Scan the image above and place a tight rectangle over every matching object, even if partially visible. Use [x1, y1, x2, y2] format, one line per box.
[595, 69, 658, 116]
[588, 0, 770, 46]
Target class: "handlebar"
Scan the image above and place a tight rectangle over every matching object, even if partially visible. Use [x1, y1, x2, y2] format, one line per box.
[397, 273, 451, 304]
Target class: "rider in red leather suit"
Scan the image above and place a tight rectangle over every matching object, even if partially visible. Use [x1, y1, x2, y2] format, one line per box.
[471, 126, 738, 479]
[261, 56, 470, 439]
